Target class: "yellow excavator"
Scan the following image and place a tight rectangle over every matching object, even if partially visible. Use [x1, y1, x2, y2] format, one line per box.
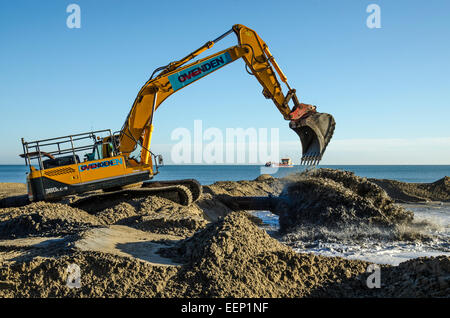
[19, 24, 335, 205]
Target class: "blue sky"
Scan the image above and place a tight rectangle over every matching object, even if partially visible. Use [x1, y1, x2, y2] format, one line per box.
[1, 0, 449, 164]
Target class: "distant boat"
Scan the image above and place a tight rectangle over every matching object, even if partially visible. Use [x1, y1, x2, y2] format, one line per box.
[264, 158, 293, 168]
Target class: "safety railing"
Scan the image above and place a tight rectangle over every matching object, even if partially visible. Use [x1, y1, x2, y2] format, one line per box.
[21, 130, 115, 171]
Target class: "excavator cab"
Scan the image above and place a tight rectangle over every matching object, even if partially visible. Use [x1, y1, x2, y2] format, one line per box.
[87, 140, 114, 161]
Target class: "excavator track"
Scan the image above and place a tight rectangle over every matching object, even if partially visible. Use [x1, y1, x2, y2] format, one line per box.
[70, 184, 194, 208]
[0, 180, 202, 209]
[142, 179, 202, 202]
[69, 179, 202, 208]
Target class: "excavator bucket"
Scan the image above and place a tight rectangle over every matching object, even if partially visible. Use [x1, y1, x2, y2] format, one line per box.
[289, 112, 335, 165]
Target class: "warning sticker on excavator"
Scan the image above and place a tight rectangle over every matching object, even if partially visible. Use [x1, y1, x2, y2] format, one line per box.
[168, 52, 232, 91]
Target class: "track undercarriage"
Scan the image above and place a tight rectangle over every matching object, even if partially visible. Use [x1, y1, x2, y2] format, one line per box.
[0, 179, 203, 209]
[69, 178, 202, 207]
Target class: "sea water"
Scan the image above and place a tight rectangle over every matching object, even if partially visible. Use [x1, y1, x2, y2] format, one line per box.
[2, 164, 449, 184]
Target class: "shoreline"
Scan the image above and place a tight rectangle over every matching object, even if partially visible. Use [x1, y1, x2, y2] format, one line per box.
[2, 173, 449, 203]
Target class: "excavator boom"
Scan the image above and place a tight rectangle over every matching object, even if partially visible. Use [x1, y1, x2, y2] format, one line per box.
[119, 24, 335, 166]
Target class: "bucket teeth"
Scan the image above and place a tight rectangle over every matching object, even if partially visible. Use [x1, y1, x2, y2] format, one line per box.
[290, 112, 335, 166]
[302, 155, 307, 165]
[302, 155, 309, 166]
[301, 153, 322, 166]
[312, 154, 319, 166]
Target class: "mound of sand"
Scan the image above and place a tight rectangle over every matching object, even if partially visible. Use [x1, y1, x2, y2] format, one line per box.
[74, 194, 208, 237]
[0, 190, 211, 240]
[0, 210, 448, 298]
[276, 169, 414, 232]
[0, 173, 448, 298]
[370, 176, 450, 203]
[312, 255, 450, 297]
[161, 212, 370, 297]
[205, 176, 284, 197]
[0, 212, 370, 298]
[380, 255, 450, 297]
[0, 202, 102, 239]
[0, 251, 178, 297]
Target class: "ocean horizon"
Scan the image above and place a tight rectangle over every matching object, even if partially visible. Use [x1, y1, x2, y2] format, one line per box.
[1, 164, 449, 185]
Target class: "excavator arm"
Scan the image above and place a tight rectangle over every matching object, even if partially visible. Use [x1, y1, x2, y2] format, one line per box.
[118, 24, 335, 167]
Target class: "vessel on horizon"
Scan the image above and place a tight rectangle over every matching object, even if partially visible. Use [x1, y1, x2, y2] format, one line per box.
[264, 158, 294, 168]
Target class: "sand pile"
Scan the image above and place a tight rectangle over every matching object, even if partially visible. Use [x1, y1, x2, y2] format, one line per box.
[161, 212, 370, 297]
[311, 255, 450, 297]
[0, 202, 102, 239]
[0, 212, 369, 298]
[0, 189, 212, 240]
[73, 194, 208, 237]
[0, 207, 448, 298]
[276, 169, 414, 233]
[205, 174, 284, 197]
[0, 173, 448, 298]
[370, 176, 450, 203]
[379, 255, 450, 297]
[0, 251, 177, 298]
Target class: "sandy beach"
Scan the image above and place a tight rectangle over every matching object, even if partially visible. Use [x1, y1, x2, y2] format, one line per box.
[0, 169, 448, 297]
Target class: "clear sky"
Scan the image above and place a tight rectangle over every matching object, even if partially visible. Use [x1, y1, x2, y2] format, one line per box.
[1, 0, 449, 164]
